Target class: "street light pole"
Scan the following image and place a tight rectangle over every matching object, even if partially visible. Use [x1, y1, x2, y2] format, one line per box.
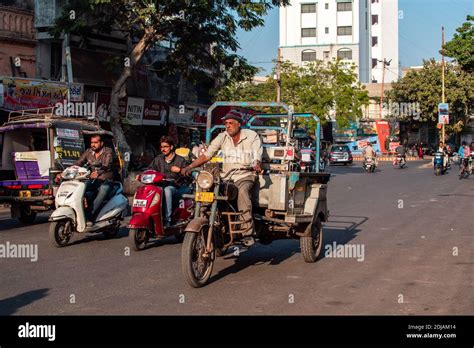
[441, 26, 445, 143]
[276, 48, 281, 103]
[378, 58, 391, 119]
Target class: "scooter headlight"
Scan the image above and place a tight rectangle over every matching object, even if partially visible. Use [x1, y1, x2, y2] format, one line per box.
[63, 171, 76, 180]
[141, 174, 155, 184]
[197, 171, 213, 189]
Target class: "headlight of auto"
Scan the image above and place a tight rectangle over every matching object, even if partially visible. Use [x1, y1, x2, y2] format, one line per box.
[197, 171, 213, 189]
[141, 174, 155, 184]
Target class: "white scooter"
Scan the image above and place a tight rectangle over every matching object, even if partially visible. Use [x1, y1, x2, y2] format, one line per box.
[49, 166, 129, 247]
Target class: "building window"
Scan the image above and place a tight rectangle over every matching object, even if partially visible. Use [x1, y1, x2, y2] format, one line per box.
[325, 27, 329, 34]
[50, 42, 62, 79]
[337, 49, 352, 60]
[301, 3, 316, 13]
[301, 28, 317, 37]
[324, 51, 330, 59]
[337, 26, 352, 36]
[337, 2, 352, 11]
[372, 14, 378, 25]
[372, 58, 378, 68]
[302, 50, 317, 61]
[372, 36, 378, 46]
[325, 3, 329, 9]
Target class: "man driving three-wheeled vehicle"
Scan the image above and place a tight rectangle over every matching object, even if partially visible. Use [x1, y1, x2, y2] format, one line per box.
[179, 102, 330, 288]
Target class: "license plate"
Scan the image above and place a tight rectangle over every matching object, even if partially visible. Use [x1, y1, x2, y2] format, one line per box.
[195, 192, 214, 203]
[19, 190, 31, 198]
[133, 199, 147, 208]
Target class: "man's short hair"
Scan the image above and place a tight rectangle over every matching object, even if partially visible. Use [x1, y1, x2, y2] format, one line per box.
[91, 134, 102, 141]
[160, 136, 175, 147]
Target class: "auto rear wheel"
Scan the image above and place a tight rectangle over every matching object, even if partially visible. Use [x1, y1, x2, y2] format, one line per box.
[181, 229, 215, 288]
[49, 220, 73, 247]
[18, 205, 36, 224]
[300, 217, 323, 263]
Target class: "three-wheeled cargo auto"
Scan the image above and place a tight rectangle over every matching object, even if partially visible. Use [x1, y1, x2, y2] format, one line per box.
[0, 107, 120, 224]
[181, 102, 331, 287]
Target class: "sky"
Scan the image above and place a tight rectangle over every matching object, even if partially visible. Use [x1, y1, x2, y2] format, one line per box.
[236, 0, 474, 76]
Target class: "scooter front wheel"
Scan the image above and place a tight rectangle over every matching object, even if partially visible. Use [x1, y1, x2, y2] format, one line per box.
[49, 220, 74, 248]
[129, 228, 149, 251]
[181, 229, 215, 288]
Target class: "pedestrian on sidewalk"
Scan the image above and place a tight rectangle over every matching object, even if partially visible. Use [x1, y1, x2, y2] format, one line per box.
[418, 142, 424, 159]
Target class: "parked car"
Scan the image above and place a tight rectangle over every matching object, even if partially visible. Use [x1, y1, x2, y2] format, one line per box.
[328, 144, 353, 165]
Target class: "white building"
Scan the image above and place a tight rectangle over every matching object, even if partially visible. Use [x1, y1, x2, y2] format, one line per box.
[279, 0, 399, 83]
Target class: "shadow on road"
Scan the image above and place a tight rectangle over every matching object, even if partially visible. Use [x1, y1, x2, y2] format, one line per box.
[208, 241, 300, 285]
[319, 215, 368, 260]
[67, 226, 129, 246]
[207, 215, 368, 284]
[0, 215, 50, 233]
[0, 288, 49, 315]
[137, 235, 181, 250]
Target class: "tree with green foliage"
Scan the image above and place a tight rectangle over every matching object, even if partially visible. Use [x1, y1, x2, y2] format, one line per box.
[217, 59, 369, 131]
[52, 0, 289, 161]
[388, 59, 474, 140]
[443, 15, 474, 73]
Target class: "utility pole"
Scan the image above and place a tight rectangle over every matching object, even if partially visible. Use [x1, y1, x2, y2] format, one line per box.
[441, 26, 445, 143]
[378, 58, 391, 119]
[276, 48, 281, 102]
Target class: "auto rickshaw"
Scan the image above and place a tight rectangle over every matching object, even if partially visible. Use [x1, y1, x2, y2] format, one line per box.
[181, 102, 330, 287]
[0, 107, 120, 224]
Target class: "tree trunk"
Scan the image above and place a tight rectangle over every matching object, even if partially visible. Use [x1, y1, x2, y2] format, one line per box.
[109, 29, 155, 175]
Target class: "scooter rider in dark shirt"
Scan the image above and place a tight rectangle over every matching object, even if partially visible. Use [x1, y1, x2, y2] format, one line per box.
[74, 134, 114, 224]
[395, 143, 407, 164]
[145, 136, 187, 228]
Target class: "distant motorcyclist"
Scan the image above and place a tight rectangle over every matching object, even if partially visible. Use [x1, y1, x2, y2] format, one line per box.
[395, 144, 407, 166]
[458, 141, 472, 173]
[437, 141, 449, 169]
[362, 143, 376, 167]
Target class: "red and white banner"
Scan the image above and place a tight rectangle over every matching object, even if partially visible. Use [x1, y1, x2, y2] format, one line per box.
[143, 100, 168, 126]
[375, 120, 390, 154]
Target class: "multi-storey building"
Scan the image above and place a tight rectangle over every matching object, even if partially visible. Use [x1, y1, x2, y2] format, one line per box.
[0, 0, 35, 78]
[279, 0, 399, 83]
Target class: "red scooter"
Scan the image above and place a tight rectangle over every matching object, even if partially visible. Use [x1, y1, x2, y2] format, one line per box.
[128, 170, 193, 251]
